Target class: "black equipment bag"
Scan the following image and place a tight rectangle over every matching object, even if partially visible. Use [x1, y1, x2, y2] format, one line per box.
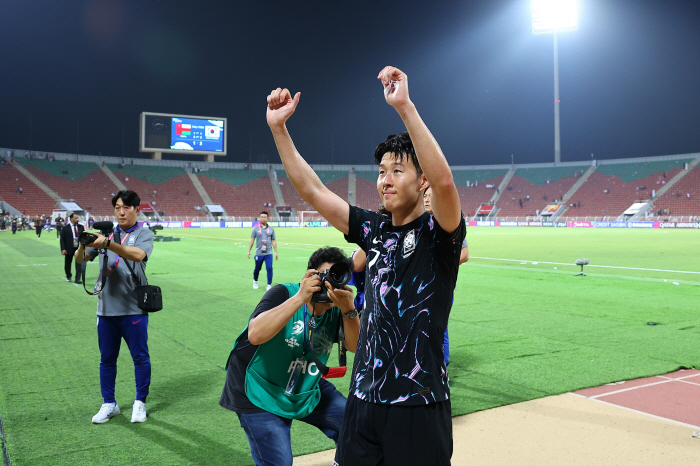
[135, 283, 163, 312]
[123, 259, 162, 312]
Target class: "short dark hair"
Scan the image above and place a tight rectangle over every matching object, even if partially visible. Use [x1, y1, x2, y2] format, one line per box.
[307, 247, 350, 271]
[69, 213, 76, 220]
[260, 211, 269, 216]
[374, 132, 422, 175]
[112, 190, 140, 208]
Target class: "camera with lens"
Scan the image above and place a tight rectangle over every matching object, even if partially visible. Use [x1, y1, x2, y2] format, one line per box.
[78, 221, 115, 247]
[78, 231, 98, 246]
[311, 260, 353, 303]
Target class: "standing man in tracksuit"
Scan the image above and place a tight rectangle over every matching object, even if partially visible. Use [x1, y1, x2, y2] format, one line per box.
[247, 211, 278, 291]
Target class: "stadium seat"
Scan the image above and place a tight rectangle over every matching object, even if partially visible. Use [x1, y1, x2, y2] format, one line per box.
[197, 169, 276, 218]
[495, 166, 583, 218]
[452, 169, 509, 217]
[0, 162, 56, 215]
[107, 164, 203, 218]
[567, 160, 691, 218]
[652, 166, 700, 219]
[18, 158, 116, 217]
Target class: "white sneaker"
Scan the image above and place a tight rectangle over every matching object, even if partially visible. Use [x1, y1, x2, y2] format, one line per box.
[253, 280, 259, 289]
[266, 284, 272, 291]
[131, 400, 147, 423]
[92, 402, 120, 424]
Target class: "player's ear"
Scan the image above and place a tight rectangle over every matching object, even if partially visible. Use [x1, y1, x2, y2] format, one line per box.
[418, 173, 429, 192]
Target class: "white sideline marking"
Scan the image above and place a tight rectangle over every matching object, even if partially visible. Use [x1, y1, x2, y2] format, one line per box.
[472, 257, 700, 275]
[177, 234, 356, 250]
[575, 372, 700, 399]
[16, 264, 48, 267]
[569, 393, 700, 430]
[587, 377, 675, 399]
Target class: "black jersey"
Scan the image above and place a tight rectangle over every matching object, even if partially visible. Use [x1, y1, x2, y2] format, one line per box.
[345, 205, 465, 405]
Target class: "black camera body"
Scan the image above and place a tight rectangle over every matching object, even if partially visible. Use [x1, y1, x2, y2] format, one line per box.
[311, 261, 353, 303]
[78, 221, 115, 247]
[78, 231, 98, 246]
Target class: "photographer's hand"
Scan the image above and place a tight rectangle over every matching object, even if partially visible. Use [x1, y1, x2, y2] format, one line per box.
[85, 233, 106, 250]
[327, 284, 360, 353]
[326, 284, 355, 314]
[248, 269, 320, 346]
[74, 242, 86, 264]
[297, 269, 322, 304]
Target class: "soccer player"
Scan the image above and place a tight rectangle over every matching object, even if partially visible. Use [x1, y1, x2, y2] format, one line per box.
[247, 211, 278, 291]
[266, 66, 464, 465]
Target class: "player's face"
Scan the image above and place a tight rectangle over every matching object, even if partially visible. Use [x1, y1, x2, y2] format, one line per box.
[423, 187, 433, 213]
[259, 213, 268, 224]
[377, 153, 423, 213]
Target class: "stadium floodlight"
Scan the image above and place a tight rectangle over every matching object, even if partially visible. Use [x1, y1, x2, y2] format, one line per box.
[531, 0, 578, 164]
[531, 0, 578, 35]
[575, 258, 589, 276]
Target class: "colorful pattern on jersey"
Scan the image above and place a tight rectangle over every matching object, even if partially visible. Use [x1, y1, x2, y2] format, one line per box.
[347, 207, 465, 406]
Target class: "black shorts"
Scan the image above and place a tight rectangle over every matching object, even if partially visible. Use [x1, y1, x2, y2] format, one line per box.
[334, 395, 452, 466]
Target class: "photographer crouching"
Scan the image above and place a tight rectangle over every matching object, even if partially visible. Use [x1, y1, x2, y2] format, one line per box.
[220, 247, 360, 466]
[75, 190, 154, 424]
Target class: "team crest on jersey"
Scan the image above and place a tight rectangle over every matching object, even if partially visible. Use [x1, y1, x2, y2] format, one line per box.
[403, 229, 416, 258]
[291, 320, 304, 335]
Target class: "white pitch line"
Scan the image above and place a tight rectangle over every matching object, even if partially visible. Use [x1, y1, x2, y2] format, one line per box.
[472, 257, 700, 275]
[585, 377, 676, 399]
[569, 392, 700, 430]
[177, 234, 356, 250]
[16, 264, 48, 267]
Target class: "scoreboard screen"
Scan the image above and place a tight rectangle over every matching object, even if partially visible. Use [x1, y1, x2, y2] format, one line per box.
[140, 112, 227, 155]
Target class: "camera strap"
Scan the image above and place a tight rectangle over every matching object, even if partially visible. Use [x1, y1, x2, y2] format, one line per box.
[82, 248, 109, 296]
[116, 231, 147, 287]
[305, 304, 347, 379]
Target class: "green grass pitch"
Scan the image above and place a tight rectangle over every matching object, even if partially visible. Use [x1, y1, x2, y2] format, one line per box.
[1, 226, 698, 465]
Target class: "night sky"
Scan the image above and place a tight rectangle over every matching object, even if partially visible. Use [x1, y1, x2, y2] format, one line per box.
[1, 0, 699, 166]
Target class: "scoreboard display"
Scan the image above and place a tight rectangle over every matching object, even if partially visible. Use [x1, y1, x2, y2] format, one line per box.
[140, 112, 227, 156]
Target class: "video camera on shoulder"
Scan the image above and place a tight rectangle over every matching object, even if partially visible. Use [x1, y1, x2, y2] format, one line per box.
[78, 221, 114, 246]
[311, 261, 352, 303]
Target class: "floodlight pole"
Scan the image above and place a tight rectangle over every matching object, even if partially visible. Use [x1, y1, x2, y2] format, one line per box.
[553, 33, 561, 164]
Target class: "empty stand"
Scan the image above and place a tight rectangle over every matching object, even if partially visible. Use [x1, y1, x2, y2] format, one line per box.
[567, 160, 691, 218]
[316, 170, 349, 202]
[107, 164, 203, 218]
[0, 162, 56, 215]
[496, 166, 583, 217]
[653, 166, 700, 218]
[197, 169, 275, 218]
[18, 158, 116, 217]
[452, 169, 509, 217]
[354, 171, 380, 211]
[277, 174, 313, 214]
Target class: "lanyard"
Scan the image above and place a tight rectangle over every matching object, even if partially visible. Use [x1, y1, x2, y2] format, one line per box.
[258, 224, 270, 241]
[302, 304, 316, 356]
[108, 223, 139, 269]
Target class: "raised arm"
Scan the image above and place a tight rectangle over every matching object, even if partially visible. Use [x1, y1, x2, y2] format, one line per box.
[378, 66, 461, 233]
[248, 270, 320, 345]
[267, 88, 349, 235]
